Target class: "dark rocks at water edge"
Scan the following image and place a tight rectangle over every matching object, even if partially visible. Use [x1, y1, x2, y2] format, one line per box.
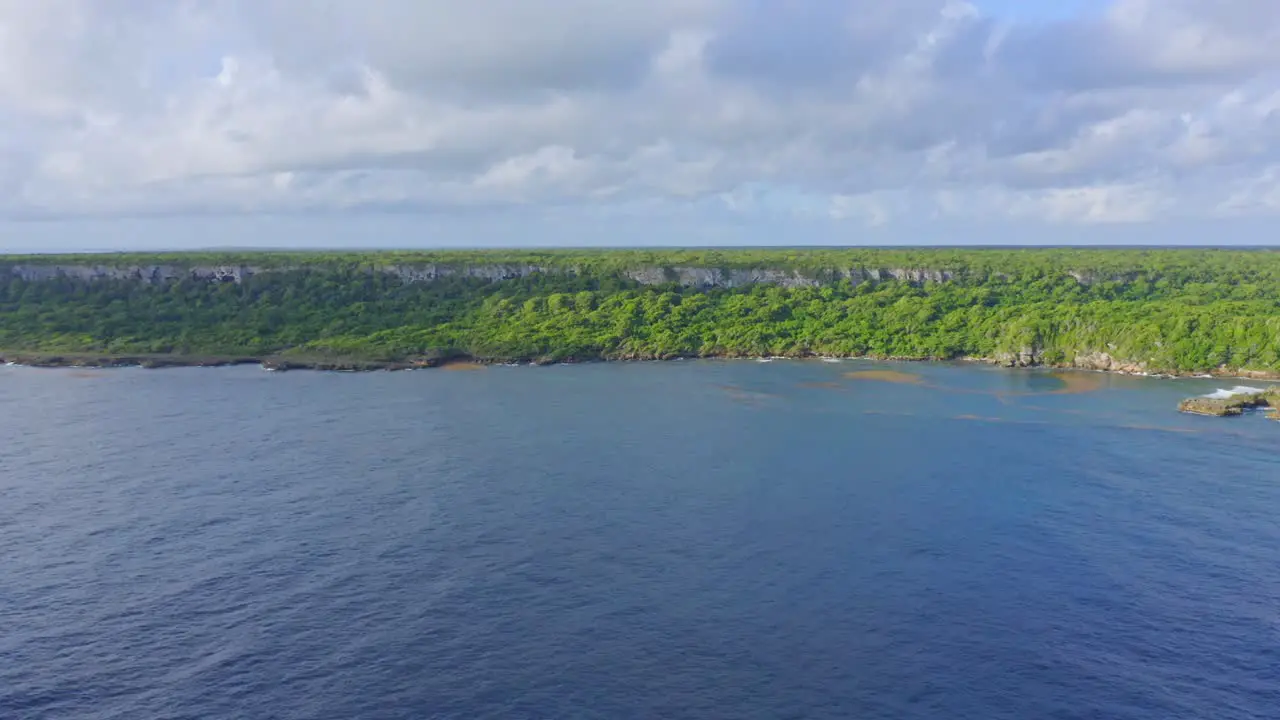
[1178, 387, 1280, 417]
[257, 358, 432, 372]
[0, 353, 262, 369]
[0, 352, 476, 372]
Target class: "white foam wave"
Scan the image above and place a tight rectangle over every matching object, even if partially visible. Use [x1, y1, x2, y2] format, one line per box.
[1202, 386, 1267, 399]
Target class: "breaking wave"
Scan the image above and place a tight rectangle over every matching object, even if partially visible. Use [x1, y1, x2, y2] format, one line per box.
[1203, 386, 1267, 399]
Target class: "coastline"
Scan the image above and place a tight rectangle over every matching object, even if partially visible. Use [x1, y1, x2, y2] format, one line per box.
[4, 350, 1279, 382]
[0, 352, 436, 372]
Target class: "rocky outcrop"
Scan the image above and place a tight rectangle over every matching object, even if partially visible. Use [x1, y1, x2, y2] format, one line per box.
[1178, 397, 1250, 416]
[1178, 387, 1280, 416]
[994, 347, 1041, 368]
[1069, 351, 1149, 375]
[990, 347, 1159, 374]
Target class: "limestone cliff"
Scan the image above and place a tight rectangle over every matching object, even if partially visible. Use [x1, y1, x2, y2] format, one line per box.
[4, 262, 965, 289]
[7, 264, 258, 284]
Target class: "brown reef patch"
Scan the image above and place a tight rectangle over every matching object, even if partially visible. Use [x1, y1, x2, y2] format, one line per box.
[843, 370, 925, 385]
[1040, 372, 1104, 395]
[716, 384, 778, 405]
[440, 361, 487, 371]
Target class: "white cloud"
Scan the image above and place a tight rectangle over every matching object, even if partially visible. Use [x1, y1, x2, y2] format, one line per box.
[1032, 183, 1170, 224]
[0, 0, 1278, 232]
[829, 194, 897, 227]
[242, 0, 723, 96]
[1218, 165, 1280, 216]
[936, 182, 1170, 225]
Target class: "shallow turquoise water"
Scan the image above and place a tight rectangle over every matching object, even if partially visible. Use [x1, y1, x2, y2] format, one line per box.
[1, 360, 1277, 719]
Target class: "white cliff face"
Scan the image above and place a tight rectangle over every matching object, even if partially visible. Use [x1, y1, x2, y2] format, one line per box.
[881, 268, 955, 283]
[5, 262, 972, 289]
[7, 265, 259, 283]
[382, 264, 556, 282]
[621, 267, 820, 288]
[618, 266, 958, 288]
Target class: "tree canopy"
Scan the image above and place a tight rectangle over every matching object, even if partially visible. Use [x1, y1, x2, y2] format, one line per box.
[3, 248, 1279, 373]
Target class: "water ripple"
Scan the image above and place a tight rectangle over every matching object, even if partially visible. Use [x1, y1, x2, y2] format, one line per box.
[1, 362, 1278, 719]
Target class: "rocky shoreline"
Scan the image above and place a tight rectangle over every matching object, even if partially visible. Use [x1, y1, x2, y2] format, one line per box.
[10, 349, 1280, 423]
[5, 349, 1280, 381]
[0, 352, 456, 372]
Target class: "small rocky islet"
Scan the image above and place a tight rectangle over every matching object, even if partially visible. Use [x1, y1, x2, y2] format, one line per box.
[1178, 386, 1280, 420]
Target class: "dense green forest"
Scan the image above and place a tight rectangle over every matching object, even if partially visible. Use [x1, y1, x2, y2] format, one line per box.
[3, 249, 1280, 374]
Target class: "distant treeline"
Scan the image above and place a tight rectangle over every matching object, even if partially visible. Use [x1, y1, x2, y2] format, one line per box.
[3, 248, 1280, 372]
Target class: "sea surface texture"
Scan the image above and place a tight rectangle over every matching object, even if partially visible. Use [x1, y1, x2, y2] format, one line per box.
[2, 361, 1277, 720]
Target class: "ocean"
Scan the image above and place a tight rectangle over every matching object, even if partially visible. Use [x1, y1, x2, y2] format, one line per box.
[1, 360, 1276, 719]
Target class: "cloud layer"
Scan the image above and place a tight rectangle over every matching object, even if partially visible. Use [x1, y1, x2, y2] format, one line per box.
[2, 0, 1279, 234]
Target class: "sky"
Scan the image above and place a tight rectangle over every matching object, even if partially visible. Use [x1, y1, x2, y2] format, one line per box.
[1, 0, 1279, 251]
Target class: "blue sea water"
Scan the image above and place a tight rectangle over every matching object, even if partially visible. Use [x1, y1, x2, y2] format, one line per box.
[1, 360, 1277, 720]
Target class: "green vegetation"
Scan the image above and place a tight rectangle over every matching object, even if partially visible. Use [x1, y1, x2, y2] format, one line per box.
[4, 248, 1280, 373]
